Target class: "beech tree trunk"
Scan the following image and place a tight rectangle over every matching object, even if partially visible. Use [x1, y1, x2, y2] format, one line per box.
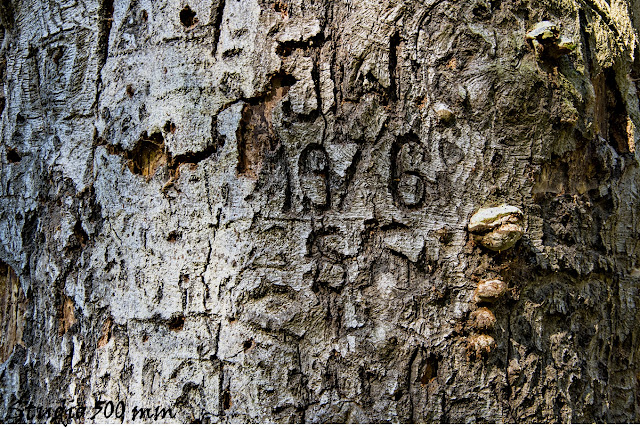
[1, 0, 640, 423]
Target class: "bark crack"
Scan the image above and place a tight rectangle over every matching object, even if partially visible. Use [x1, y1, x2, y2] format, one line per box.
[94, 0, 114, 112]
[504, 310, 514, 421]
[211, 0, 226, 57]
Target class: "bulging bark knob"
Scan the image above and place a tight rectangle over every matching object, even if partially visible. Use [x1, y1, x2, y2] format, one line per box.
[467, 334, 496, 358]
[474, 278, 507, 303]
[468, 205, 523, 251]
[470, 307, 496, 330]
[525, 21, 576, 59]
[434, 103, 454, 124]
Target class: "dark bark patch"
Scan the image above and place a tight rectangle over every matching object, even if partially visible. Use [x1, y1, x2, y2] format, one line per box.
[222, 47, 243, 58]
[533, 138, 615, 198]
[388, 31, 399, 102]
[274, 0, 287, 16]
[168, 315, 185, 331]
[434, 226, 453, 244]
[179, 5, 198, 29]
[222, 390, 232, 410]
[243, 338, 254, 352]
[164, 120, 177, 134]
[104, 124, 223, 191]
[592, 68, 631, 154]
[0, 261, 25, 363]
[275, 32, 324, 57]
[103, 132, 166, 177]
[167, 230, 181, 242]
[72, 221, 88, 249]
[6, 146, 21, 163]
[420, 355, 439, 386]
[97, 0, 114, 70]
[472, 0, 491, 19]
[51, 46, 63, 65]
[21, 211, 38, 253]
[211, 0, 226, 56]
[0, 0, 14, 29]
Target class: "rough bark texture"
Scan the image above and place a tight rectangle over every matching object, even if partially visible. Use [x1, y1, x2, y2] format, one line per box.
[1, 0, 640, 423]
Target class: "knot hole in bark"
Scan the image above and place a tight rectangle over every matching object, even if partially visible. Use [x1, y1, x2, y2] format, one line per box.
[6, 147, 20, 163]
[179, 5, 198, 28]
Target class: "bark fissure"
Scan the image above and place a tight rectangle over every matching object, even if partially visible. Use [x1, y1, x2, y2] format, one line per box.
[211, 0, 226, 56]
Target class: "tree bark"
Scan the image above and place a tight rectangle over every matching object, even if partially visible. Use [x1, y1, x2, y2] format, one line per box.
[1, 0, 640, 423]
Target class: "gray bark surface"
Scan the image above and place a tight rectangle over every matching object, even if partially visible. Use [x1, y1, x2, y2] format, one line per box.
[1, 0, 640, 422]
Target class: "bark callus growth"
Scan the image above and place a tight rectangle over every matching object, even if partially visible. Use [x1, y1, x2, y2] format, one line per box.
[474, 278, 507, 304]
[526, 21, 576, 59]
[467, 334, 496, 359]
[468, 205, 523, 251]
[434, 103, 455, 124]
[470, 307, 496, 330]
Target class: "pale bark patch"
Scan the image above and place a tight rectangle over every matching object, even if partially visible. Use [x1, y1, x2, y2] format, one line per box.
[59, 296, 77, 336]
[0, 261, 25, 363]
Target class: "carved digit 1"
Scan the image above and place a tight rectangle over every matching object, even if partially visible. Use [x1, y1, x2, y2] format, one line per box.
[299, 145, 329, 208]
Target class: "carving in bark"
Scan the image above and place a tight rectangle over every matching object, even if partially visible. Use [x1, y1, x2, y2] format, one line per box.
[1, 0, 640, 423]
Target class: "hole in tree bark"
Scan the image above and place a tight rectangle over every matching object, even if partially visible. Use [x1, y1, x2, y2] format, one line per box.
[222, 391, 232, 410]
[168, 315, 185, 331]
[73, 221, 89, 248]
[164, 120, 176, 134]
[274, 0, 287, 14]
[592, 68, 631, 154]
[6, 147, 21, 163]
[180, 5, 198, 28]
[420, 355, 438, 385]
[126, 131, 167, 177]
[167, 230, 181, 242]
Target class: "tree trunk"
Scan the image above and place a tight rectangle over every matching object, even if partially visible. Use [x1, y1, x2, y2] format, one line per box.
[1, 0, 640, 422]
